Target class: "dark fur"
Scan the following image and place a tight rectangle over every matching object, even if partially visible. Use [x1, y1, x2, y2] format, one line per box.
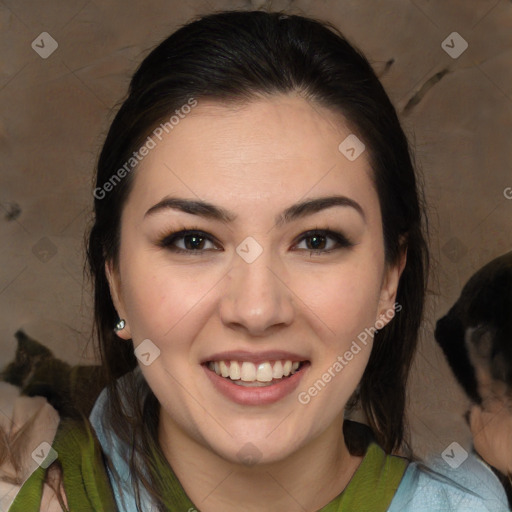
[434, 251, 512, 503]
[1, 330, 106, 418]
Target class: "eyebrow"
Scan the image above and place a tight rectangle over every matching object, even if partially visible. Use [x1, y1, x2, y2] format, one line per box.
[144, 195, 366, 225]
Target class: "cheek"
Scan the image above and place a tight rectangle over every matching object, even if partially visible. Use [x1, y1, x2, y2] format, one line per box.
[120, 256, 223, 345]
[295, 259, 384, 341]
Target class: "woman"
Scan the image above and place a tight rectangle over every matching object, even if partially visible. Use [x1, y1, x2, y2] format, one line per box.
[5, 9, 509, 512]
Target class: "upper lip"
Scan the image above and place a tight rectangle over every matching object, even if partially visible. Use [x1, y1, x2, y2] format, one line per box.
[202, 350, 309, 365]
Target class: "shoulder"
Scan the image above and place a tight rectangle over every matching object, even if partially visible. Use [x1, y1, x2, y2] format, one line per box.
[1, 382, 116, 512]
[0, 382, 63, 511]
[389, 448, 510, 512]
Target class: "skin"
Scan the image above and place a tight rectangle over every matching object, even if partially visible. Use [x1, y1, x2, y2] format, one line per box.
[106, 93, 406, 511]
[470, 399, 512, 475]
[468, 336, 512, 475]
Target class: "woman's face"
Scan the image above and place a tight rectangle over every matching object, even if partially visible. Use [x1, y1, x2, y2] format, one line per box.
[107, 94, 403, 464]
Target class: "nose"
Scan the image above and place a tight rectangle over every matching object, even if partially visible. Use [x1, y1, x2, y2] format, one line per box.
[219, 251, 295, 336]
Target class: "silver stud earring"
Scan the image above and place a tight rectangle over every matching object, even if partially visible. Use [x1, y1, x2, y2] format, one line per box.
[114, 319, 126, 332]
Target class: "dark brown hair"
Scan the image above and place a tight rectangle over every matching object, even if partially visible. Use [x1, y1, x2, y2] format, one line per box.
[86, 9, 429, 510]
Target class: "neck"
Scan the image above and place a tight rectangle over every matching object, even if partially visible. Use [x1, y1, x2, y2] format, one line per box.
[158, 413, 363, 512]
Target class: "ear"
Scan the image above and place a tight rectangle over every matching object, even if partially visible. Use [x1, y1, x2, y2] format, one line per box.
[105, 260, 132, 340]
[376, 245, 407, 327]
[434, 312, 482, 403]
[15, 330, 53, 357]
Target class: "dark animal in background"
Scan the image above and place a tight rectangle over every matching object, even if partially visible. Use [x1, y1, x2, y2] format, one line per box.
[1, 330, 106, 418]
[434, 251, 512, 503]
[435, 251, 512, 404]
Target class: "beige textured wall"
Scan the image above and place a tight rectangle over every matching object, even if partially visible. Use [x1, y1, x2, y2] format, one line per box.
[1, 0, 511, 461]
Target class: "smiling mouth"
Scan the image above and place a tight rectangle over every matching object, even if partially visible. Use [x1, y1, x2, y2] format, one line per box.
[205, 360, 308, 387]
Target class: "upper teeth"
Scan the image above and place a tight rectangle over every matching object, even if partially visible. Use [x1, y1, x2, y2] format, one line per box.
[208, 360, 301, 382]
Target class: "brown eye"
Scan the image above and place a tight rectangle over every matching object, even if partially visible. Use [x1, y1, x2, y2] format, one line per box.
[158, 229, 220, 254]
[294, 229, 354, 254]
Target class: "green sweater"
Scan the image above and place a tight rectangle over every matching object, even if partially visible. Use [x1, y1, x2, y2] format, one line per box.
[8, 416, 408, 512]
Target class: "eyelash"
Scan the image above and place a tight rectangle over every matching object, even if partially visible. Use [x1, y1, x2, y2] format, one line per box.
[156, 226, 355, 256]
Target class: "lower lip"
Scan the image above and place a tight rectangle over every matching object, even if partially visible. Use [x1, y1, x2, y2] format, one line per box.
[203, 363, 309, 406]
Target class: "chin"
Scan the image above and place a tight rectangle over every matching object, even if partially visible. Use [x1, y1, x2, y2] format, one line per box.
[204, 427, 305, 467]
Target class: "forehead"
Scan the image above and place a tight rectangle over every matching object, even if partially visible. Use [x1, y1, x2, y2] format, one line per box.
[127, 94, 377, 218]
